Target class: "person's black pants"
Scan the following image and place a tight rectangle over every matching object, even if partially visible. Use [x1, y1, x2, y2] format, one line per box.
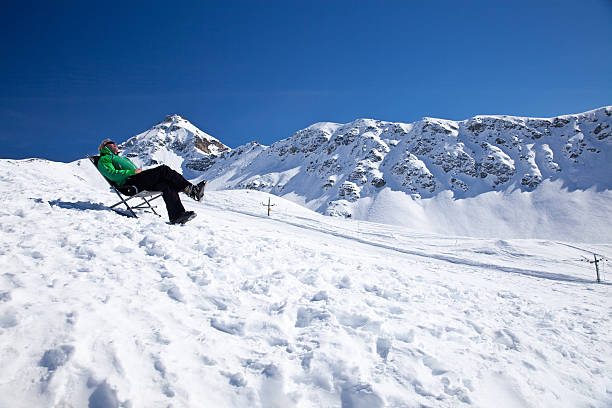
[126, 165, 190, 220]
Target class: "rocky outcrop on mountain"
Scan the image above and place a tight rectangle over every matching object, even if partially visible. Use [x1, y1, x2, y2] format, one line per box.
[197, 106, 612, 218]
[119, 115, 229, 176]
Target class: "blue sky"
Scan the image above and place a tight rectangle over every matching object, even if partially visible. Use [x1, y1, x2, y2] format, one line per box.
[1, 0, 611, 162]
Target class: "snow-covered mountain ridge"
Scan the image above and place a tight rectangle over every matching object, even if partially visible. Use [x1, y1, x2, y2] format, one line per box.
[200, 107, 611, 210]
[108, 107, 612, 241]
[120, 114, 229, 178]
[193, 106, 611, 241]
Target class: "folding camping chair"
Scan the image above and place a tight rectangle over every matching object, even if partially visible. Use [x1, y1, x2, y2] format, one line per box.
[86, 154, 163, 218]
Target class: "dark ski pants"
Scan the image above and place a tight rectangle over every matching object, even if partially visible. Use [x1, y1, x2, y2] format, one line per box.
[126, 165, 190, 220]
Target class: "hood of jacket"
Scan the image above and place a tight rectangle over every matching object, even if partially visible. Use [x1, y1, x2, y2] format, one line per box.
[99, 146, 116, 157]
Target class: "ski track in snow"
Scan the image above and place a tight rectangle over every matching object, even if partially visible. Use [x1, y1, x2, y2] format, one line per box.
[0, 158, 611, 408]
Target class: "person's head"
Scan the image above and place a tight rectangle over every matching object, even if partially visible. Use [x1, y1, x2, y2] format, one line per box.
[99, 139, 119, 154]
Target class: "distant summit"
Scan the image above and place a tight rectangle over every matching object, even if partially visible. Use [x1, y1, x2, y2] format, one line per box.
[120, 114, 229, 177]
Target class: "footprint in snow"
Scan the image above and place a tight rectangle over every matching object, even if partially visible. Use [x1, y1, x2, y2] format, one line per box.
[387, 306, 404, 316]
[422, 354, 449, 376]
[211, 318, 245, 335]
[201, 355, 217, 366]
[157, 266, 175, 279]
[74, 245, 96, 260]
[0, 308, 19, 328]
[224, 371, 247, 387]
[39, 345, 75, 380]
[139, 235, 169, 258]
[311, 291, 328, 302]
[336, 312, 371, 329]
[207, 297, 228, 311]
[0, 291, 11, 302]
[259, 363, 293, 407]
[340, 383, 384, 408]
[411, 379, 437, 398]
[301, 352, 313, 371]
[337, 275, 352, 289]
[376, 337, 392, 360]
[497, 290, 519, 299]
[88, 380, 120, 408]
[112, 245, 132, 254]
[394, 329, 415, 343]
[268, 299, 287, 315]
[466, 319, 484, 335]
[295, 307, 330, 328]
[493, 329, 520, 350]
[241, 278, 270, 295]
[188, 270, 210, 286]
[364, 284, 389, 299]
[3, 272, 22, 288]
[165, 285, 184, 303]
[441, 377, 472, 404]
[152, 329, 171, 345]
[267, 336, 289, 348]
[65, 311, 78, 325]
[205, 246, 220, 258]
[522, 360, 537, 371]
[153, 358, 176, 398]
[30, 250, 45, 259]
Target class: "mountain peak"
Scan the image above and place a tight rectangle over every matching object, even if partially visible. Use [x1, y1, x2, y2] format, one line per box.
[163, 114, 186, 124]
[120, 114, 230, 176]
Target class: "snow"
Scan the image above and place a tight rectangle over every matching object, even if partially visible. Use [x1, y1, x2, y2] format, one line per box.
[0, 158, 611, 407]
[359, 181, 612, 243]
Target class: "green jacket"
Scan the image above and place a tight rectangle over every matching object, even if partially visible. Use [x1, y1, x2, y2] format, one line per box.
[97, 146, 138, 186]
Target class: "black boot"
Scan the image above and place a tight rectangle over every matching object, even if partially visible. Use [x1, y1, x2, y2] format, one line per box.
[185, 180, 207, 201]
[170, 211, 197, 224]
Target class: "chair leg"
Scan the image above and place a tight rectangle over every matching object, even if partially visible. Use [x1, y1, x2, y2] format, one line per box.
[110, 191, 138, 218]
[108, 189, 164, 219]
[141, 195, 162, 217]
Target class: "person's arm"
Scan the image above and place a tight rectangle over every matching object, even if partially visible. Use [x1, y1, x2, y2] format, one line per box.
[121, 156, 142, 174]
[97, 156, 136, 184]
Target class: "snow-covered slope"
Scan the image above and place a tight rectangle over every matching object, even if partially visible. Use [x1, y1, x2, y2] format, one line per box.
[120, 114, 229, 179]
[0, 158, 611, 407]
[196, 107, 612, 242]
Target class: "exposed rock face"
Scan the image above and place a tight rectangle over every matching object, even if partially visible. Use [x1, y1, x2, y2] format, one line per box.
[338, 181, 360, 202]
[195, 137, 227, 155]
[196, 106, 612, 218]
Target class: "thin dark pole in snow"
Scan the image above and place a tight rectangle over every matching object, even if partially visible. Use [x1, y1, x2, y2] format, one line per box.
[593, 254, 601, 283]
[262, 197, 275, 216]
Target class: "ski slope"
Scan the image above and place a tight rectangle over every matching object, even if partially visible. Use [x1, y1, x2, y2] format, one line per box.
[0, 158, 611, 407]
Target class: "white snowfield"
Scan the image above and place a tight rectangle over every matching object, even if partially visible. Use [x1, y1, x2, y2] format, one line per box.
[0, 158, 610, 408]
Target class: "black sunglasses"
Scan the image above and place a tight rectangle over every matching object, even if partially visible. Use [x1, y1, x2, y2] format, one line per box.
[104, 141, 117, 148]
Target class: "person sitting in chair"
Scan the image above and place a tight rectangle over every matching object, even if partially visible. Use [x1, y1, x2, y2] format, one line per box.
[97, 139, 205, 224]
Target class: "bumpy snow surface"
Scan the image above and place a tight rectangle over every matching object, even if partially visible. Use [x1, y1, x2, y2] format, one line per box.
[0, 158, 611, 408]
